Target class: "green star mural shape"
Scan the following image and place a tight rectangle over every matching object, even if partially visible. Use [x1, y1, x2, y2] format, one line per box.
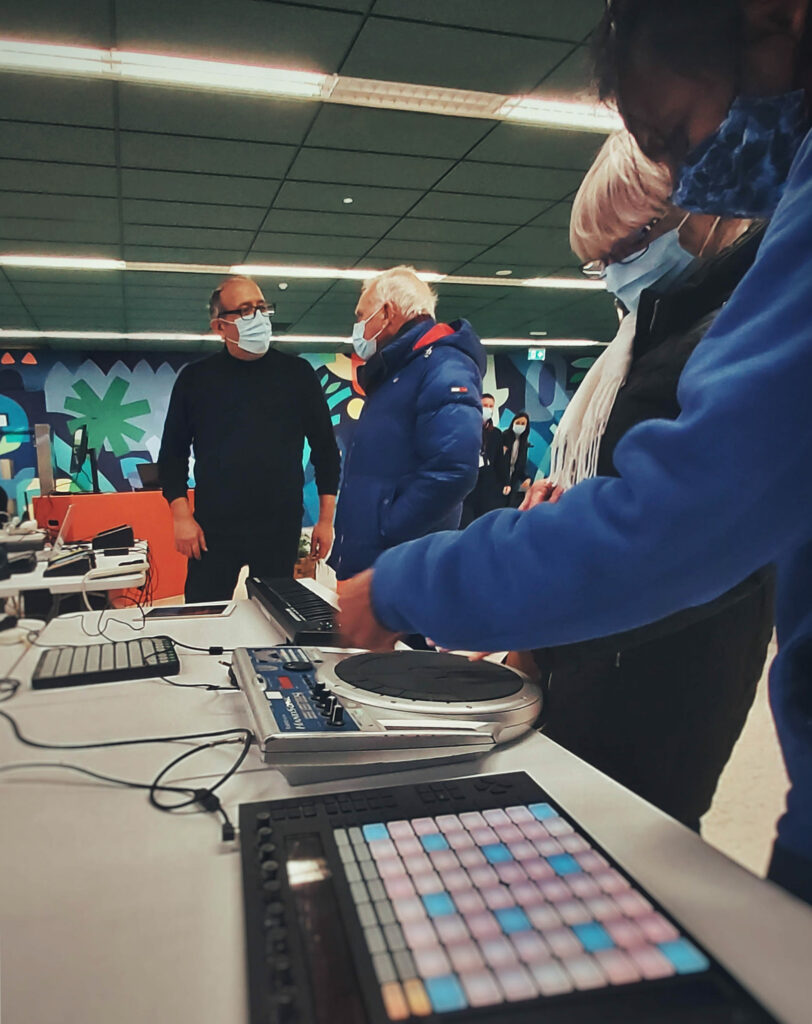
[64, 376, 150, 457]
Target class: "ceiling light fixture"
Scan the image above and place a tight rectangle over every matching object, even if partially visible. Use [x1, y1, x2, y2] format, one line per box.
[232, 263, 446, 283]
[522, 276, 606, 291]
[0, 254, 609, 292]
[495, 269, 513, 277]
[529, 331, 548, 337]
[0, 254, 125, 271]
[0, 38, 622, 133]
[498, 96, 623, 133]
[342, 197, 354, 205]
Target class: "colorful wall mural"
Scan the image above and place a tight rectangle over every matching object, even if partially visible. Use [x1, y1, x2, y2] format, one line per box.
[0, 346, 596, 525]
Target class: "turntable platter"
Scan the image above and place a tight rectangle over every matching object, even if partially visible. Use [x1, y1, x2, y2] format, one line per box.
[334, 651, 523, 702]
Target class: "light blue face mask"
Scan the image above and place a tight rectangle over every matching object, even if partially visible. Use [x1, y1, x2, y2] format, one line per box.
[233, 311, 273, 355]
[351, 306, 384, 361]
[604, 227, 695, 315]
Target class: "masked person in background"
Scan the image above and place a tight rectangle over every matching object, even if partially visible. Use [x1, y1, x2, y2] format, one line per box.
[329, 265, 484, 584]
[461, 394, 507, 526]
[339, 0, 812, 903]
[502, 411, 533, 508]
[518, 130, 773, 832]
[158, 275, 340, 602]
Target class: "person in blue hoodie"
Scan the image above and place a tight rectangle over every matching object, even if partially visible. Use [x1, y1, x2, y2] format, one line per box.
[328, 265, 485, 583]
[339, 0, 812, 904]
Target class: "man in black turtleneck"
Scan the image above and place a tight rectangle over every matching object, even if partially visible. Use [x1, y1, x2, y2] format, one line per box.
[158, 276, 340, 603]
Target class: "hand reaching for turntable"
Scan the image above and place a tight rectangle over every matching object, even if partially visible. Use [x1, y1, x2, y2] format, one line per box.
[338, 569, 403, 651]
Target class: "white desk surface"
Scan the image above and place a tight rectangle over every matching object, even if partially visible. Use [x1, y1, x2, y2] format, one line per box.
[0, 540, 148, 597]
[1, 594, 811, 1024]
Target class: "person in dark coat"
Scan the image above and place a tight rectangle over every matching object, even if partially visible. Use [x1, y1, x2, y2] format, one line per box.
[523, 131, 773, 831]
[501, 411, 532, 508]
[460, 394, 507, 526]
[158, 275, 340, 602]
[329, 265, 484, 582]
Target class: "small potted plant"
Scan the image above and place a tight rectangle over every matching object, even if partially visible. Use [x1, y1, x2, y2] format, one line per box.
[294, 530, 317, 579]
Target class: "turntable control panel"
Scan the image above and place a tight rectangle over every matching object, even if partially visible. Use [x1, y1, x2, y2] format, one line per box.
[232, 646, 358, 733]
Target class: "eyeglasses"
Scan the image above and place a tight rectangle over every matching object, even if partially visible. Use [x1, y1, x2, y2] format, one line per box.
[218, 301, 275, 319]
[580, 218, 661, 278]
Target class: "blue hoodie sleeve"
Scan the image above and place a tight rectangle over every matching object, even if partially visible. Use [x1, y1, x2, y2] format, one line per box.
[371, 131, 812, 651]
[381, 347, 482, 545]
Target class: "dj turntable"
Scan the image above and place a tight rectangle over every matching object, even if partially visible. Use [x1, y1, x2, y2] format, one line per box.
[229, 647, 542, 784]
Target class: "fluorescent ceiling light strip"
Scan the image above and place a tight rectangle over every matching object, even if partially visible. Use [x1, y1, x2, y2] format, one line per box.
[498, 96, 622, 133]
[0, 255, 124, 270]
[0, 39, 619, 132]
[0, 254, 605, 291]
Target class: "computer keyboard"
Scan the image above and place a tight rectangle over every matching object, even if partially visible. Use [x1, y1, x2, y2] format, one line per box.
[247, 575, 340, 645]
[31, 636, 180, 689]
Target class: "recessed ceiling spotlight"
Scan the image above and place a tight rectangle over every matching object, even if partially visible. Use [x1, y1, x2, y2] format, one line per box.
[495, 269, 512, 277]
[278, 282, 289, 290]
[343, 197, 354, 204]
[530, 331, 548, 337]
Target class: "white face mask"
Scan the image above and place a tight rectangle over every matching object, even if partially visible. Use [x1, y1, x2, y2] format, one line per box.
[513, 423, 526, 437]
[482, 406, 494, 423]
[232, 310, 273, 355]
[351, 306, 384, 361]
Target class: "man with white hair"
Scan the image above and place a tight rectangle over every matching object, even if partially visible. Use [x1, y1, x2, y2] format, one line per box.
[328, 265, 485, 583]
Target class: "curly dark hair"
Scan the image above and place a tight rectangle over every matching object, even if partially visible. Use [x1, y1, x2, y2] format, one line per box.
[592, 0, 743, 148]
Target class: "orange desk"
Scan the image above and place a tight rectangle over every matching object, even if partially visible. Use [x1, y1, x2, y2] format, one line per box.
[33, 492, 189, 601]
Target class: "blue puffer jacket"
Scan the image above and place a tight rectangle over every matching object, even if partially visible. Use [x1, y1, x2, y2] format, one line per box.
[329, 317, 485, 581]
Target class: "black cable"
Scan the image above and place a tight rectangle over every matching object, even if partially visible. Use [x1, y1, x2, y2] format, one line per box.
[0, 760, 196, 800]
[0, 679, 20, 703]
[158, 675, 237, 692]
[0, 710, 254, 840]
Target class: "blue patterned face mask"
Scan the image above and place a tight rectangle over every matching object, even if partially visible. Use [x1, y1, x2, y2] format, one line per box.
[672, 90, 808, 218]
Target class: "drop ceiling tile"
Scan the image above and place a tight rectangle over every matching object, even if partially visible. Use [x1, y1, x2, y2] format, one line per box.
[1, 218, 119, 244]
[467, 124, 604, 171]
[306, 105, 490, 159]
[0, 160, 118, 197]
[290, 147, 452, 190]
[365, 239, 484, 263]
[342, 17, 569, 94]
[3, 269, 124, 286]
[409, 192, 544, 225]
[0, 0, 112, 46]
[115, 0, 362, 71]
[0, 75, 115, 127]
[122, 199, 266, 231]
[123, 224, 253, 250]
[529, 202, 575, 230]
[0, 238, 121, 257]
[119, 132, 295, 177]
[0, 123, 116, 167]
[371, 0, 604, 43]
[117, 84, 316, 145]
[249, 233, 373, 258]
[534, 45, 594, 96]
[388, 218, 510, 246]
[275, 180, 423, 216]
[121, 168, 279, 206]
[0, 193, 119, 222]
[122, 245, 241, 264]
[261, 208, 395, 238]
[437, 162, 583, 201]
[123, 272, 224, 290]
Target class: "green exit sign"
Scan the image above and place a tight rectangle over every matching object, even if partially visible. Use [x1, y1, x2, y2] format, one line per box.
[528, 348, 546, 361]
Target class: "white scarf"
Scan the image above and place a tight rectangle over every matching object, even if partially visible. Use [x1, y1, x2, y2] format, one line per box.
[548, 312, 637, 488]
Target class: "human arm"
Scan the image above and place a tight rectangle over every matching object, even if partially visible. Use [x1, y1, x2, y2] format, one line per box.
[352, 137, 812, 651]
[310, 494, 336, 560]
[158, 370, 206, 559]
[382, 353, 482, 542]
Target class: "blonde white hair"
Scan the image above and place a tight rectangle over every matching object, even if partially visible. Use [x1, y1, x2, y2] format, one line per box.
[362, 265, 437, 318]
[569, 130, 674, 263]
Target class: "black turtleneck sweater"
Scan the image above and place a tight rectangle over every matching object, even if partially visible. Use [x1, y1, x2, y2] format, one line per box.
[158, 347, 340, 528]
